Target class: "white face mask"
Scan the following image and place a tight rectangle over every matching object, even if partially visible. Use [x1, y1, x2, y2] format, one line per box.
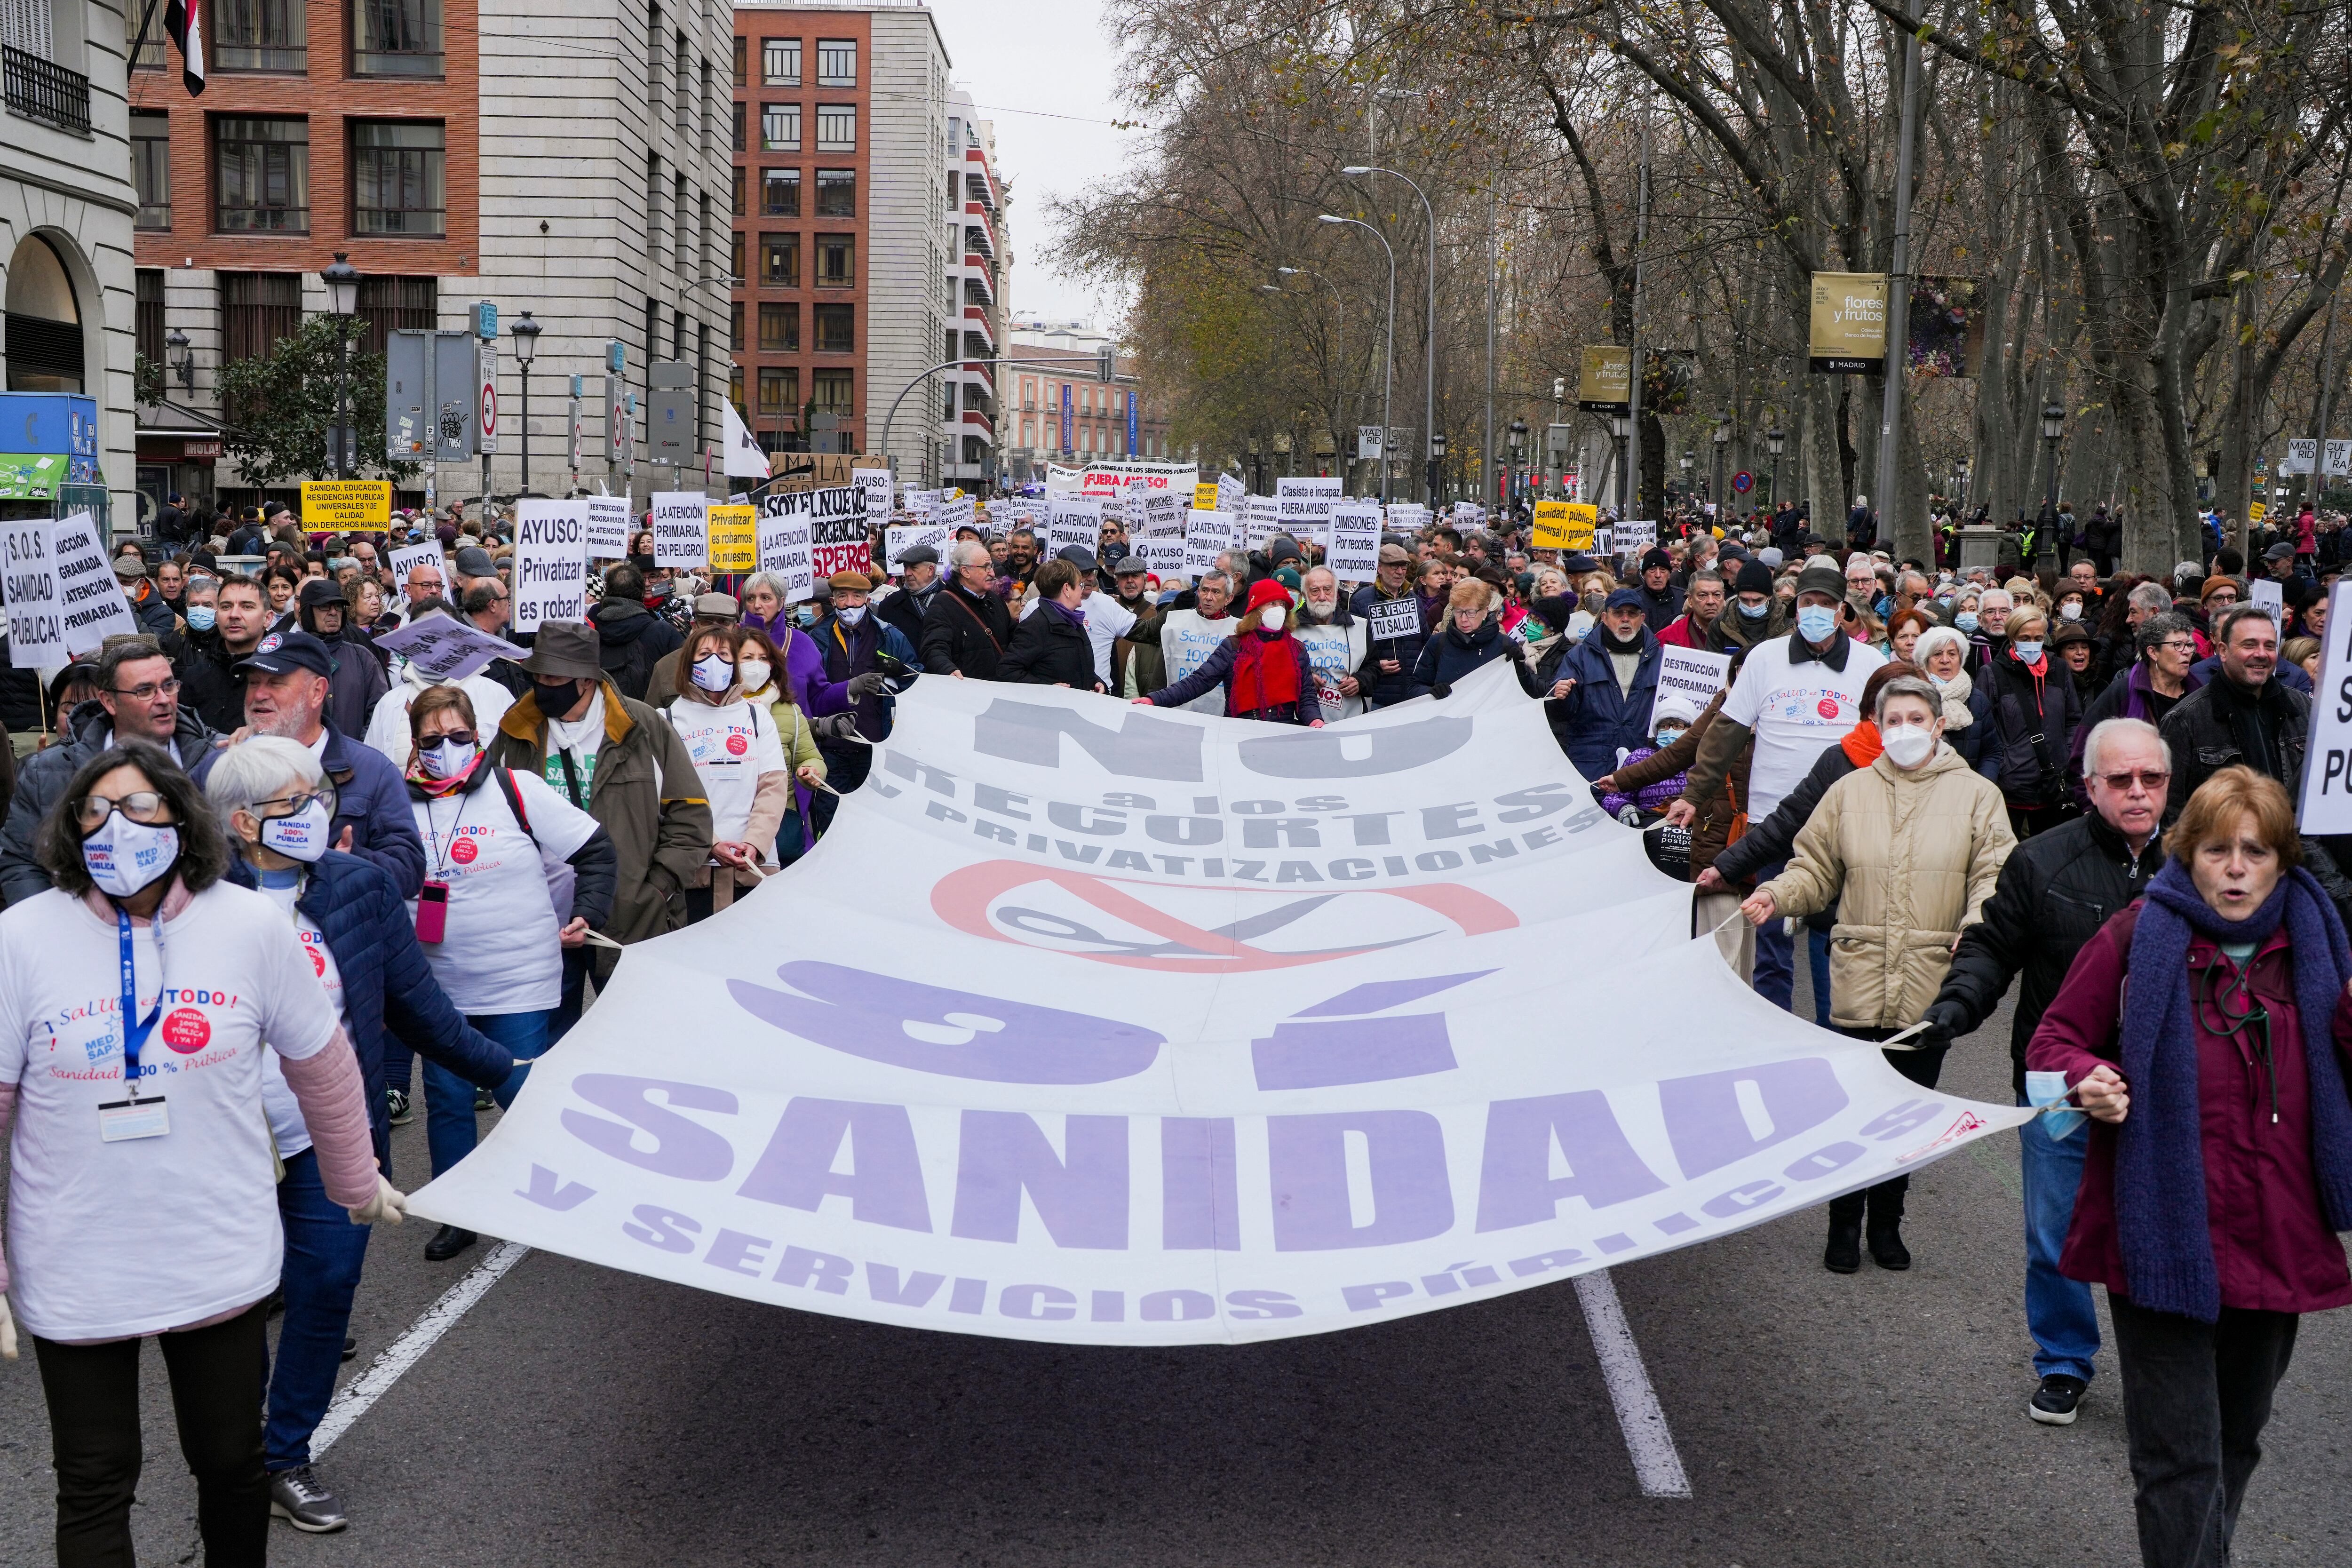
[738, 658, 772, 692]
[83, 814, 180, 897]
[1882, 724, 1937, 769]
[258, 797, 333, 861]
[691, 654, 736, 693]
[420, 739, 478, 780]
[2059, 602, 2082, 620]
[835, 605, 866, 626]
[1260, 605, 1286, 631]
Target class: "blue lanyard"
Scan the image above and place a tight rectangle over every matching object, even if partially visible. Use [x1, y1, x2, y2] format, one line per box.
[116, 907, 166, 1098]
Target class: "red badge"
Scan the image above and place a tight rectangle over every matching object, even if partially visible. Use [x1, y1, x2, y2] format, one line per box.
[1816, 697, 1841, 718]
[725, 733, 749, 756]
[162, 1007, 212, 1053]
[449, 837, 479, 865]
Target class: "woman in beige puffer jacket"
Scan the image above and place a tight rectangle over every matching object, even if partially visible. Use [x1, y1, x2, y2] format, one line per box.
[1743, 673, 2015, 1274]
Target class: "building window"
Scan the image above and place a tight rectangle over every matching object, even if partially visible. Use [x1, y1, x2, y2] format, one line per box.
[758, 302, 797, 351]
[760, 233, 798, 288]
[816, 38, 855, 87]
[729, 363, 744, 410]
[814, 167, 853, 218]
[761, 167, 798, 215]
[812, 368, 852, 416]
[814, 232, 852, 287]
[220, 272, 302, 361]
[215, 118, 309, 232]
[215, 0, 306, 71]
[728, 231, 744, 281]
[756, 365, 796, 416]
[356, 275, 435, 355]
[730, 102, 743, 152]
[814, 103, 854, 152]
[731, 34, 744, 87]
[731, 166, 744, 217]
[351, 0, 441, 76]
[813, 302, 852, 354]
[762, 37, 799, 85]
[761, 103, 799, 152]
[136, 269, 166, 366]
[729, 301, 743, 351]
[132, 112, 170, 229]
[351, 120, 445, 236]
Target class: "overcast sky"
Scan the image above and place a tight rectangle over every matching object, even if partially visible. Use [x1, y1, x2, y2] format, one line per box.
[927, 0, 1141, 326]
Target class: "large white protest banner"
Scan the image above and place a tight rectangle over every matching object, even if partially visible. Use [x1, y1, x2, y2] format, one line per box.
[513, 500, 590, 633]
[1047, 495, 1102, 559]
[51, 512, 137, 657]
[1184, 509, 1235, 577]
[651, 492, 708, 568]
[2, 517, 64, 670]
[1648, 645, 1734, 732]
[1276, 477, 1341, 557]
[584, 496, 632, 558]
[2300, 579, 2352, 832]
[761, 485, 868, 581]
[756, 497, 814, 602]
[412, 660, 2029, 1346]
[1328, 502, 1382, 582]
[373, 616, 528, 682]
[1045, 460, 1200, 501]
[389, 542, 444, 590]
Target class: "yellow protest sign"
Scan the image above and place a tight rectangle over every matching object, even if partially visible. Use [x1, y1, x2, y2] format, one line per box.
[1194, 482, 1219, 509]
[1561, 503, 1598, 551]
[301, 480, 392, 533]
[2250, 501, 2268, 524]
[1532, 500, 1571, 549]
[707, 504, 757, 572]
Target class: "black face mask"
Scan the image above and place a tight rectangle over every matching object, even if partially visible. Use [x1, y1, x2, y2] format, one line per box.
[533, 678, 585, 719]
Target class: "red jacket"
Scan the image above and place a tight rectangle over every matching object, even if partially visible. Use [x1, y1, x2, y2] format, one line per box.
[1657, 614, 1710, 648]
[2026, 901, 2352, 1313]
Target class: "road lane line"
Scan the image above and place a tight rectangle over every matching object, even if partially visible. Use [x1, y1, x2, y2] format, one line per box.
[312, 1242, 531, 1457]
[1573, 1268, 1692, 1498]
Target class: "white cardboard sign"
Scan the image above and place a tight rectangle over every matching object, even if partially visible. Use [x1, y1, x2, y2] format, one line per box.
[512, 500, 590, 634]
[51, 512, 138, 658]
[372, 615, 528, 682]
[1647, 645, 1734, 732]
[651, 492, 708, 568]
[2, 517, 64, 671]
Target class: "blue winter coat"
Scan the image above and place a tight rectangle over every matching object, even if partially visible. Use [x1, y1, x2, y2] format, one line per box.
[1349, 583, 1431, 707]
[1548, 629, 1665, 781]
[195, 724, 426, 897]
[227, 850, 513, 1175]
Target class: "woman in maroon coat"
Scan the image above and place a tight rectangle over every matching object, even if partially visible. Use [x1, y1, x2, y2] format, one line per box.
[2028, 765, 2352, 1568]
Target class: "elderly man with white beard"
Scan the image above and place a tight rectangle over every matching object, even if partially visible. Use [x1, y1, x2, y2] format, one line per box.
[1293, 565, 1375, 723]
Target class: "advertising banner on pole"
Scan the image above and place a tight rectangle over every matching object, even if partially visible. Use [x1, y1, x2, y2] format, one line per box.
[511, 499, 589, 634]
[1810, 272, 1890, 374]
[1577, 346, 1630, 413]
[409, 662, 2031, 1345]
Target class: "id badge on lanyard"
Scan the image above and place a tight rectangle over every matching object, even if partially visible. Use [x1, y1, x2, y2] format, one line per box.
[96, 907, 170, 1141]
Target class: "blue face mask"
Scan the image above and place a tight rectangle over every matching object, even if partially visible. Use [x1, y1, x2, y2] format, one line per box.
[1956, 612, 1980, 632]
[1796, 605, 1838, 643]
[1736, 599, 1769, 621]
[2012, 640, 2044, 664]
[185, 605, 216, 632]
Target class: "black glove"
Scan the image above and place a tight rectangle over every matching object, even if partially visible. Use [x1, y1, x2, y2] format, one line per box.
[845, 671, 888, 699]
[874, 653, 913, 682]
[814, 712, 864, 741]
[1913, 1008, 1959, 1053]
[1429, 681, 1453, 700]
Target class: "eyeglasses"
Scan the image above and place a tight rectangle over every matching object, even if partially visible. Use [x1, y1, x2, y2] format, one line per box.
[254, 787, 337, 819]
[417, 731, 477, 749]
[2158, 640, 2197, 655]
[75, 791, 172, 829]
[109, 678, 182, 701]
[2096, 769, 2171, 792]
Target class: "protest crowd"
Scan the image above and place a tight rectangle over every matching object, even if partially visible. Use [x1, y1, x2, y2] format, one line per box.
[0, 477, 2348, 1568]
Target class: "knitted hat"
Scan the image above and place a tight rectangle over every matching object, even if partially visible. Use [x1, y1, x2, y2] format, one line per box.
[1244, 578, 1294, 617]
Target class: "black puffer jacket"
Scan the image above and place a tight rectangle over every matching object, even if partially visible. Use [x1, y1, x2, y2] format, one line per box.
[1001, 602, 1103, 692]
[920, 579, 1014, 679]
[1983, 651, 2081, 808]
[1922, 811, 2165, 1094]
[588, 598, 685, 700]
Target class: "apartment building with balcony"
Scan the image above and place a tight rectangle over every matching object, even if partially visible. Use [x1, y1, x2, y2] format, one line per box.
[729, 0, 958, 482]
[130, 0, 733, 514]
[938, 87, 1002, 486]
[0, 0, 139, 528]
[1002, 321, 1168, 486]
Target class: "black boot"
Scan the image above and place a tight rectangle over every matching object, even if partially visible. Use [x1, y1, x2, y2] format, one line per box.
[424, 1224, 477, 1262]
[1866, 1181, 1911, 1271]
[1824, 1194, 1865, 1274]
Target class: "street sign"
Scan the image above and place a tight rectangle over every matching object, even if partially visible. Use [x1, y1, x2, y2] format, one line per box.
[478, 343, 499, 456]
[1732, 470, 1755, 494]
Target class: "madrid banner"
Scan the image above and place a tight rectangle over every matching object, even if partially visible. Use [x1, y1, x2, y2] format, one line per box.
[410, 662, 2030, 1345]
[1811, 272, 1890, 374]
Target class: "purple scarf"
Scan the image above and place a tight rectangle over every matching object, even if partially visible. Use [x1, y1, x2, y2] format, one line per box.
[2117, 859, 2352, 1320]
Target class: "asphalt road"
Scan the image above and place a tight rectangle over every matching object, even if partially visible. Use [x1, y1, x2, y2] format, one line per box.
[6, 980, 2352, 1567]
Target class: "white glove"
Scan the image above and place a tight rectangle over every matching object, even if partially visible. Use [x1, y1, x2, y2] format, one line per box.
[347, 1176, 408, 1227]
[1, 1293, 16, 1361]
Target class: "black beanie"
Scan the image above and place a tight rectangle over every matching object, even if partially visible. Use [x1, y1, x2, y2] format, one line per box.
[1734, 561, 1775, 597]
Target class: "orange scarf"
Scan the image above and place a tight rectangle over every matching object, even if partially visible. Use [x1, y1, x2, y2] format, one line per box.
[1840, 719, 1883, 768]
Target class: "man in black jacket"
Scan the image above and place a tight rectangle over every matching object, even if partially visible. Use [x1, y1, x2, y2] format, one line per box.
[1918, 716, 2169, 1429]
[586, 562, 683, 700]
[1631, 548, 1683, 632]
[921, 539, 1014, 679]
[876, 544, 943, 650]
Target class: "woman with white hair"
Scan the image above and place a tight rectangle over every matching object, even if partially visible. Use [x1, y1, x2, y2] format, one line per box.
[1915, 624, 2001, 778]
[203, 734, 514, 1531]
[738, 569, 831, 710]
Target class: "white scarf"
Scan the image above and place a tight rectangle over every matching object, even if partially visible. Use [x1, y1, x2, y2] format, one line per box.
[547, 686, 607, 764]
[1932, 666, 1976, 730]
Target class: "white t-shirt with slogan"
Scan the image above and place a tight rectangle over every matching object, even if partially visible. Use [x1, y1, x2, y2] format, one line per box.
[666, 698, 789, 855]
[0, 883, 343, 1341]
[1718, 632, 1885, 820]
[410, 771, 601, 1014]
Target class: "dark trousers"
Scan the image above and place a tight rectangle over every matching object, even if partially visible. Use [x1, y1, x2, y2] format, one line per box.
[808, 740, 871, 838]
[551, 944, 596, 1044]
[32, 1302, 272, 1568]
[2110, 1296, 2299, 1568]
[1829, 1030, 1948, 1230]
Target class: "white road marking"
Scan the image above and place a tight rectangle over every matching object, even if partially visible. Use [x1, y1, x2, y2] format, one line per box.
[312, 1242, 531, 1457]
[1574, 1268, 1692, 1498]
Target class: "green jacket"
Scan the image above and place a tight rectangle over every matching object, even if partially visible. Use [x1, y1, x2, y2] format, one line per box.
[486, 680, 713, 947]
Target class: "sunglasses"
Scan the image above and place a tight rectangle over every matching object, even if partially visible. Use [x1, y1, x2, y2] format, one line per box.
[2096, 770, 2170, 792]
[417, 731, 477, 749]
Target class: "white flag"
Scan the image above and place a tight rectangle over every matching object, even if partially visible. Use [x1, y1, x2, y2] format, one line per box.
[723, 401, 772, 480]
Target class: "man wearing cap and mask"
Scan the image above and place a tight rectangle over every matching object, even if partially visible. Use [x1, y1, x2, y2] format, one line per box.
[185, 630, 427, 897]
[1633, 548, 1683, 632]
[482, 621, 713, 1035]
[1667, 558, 1885, 1011]
[113, 552, 177, 638]
[295, 577, 390, 739]
[1548, 586, 1666, 780]
[876, 543, 943, 650]
[1348, 542, 1430, 709]
[808, 570, 919, 830]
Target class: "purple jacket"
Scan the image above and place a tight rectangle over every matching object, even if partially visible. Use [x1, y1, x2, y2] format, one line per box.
[1598, 744, 1688, 819]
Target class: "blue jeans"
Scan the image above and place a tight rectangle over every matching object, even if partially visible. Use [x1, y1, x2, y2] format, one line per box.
[2019, 1094, 2101, 1381]
[423, 1009, 551, 1179]
[1752, 858, 1796, 1010]
[264, 1148, 372, 1472]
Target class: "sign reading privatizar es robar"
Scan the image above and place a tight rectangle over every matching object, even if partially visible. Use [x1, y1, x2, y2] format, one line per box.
[1810, 272, 1889, 374]
[511, 499, 589, 634]
[302, 480, 393, 533]
[408, 661, 2031, 1346]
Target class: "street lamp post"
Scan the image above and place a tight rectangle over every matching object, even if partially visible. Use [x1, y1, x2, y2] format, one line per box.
[1343, 166, 1436, 505]
[319, 253, 360, 478]
[1319, 214, 1396, 503]
[1610, 414, 1631, 515]
[2039, 398, 2065, 571]
[1766, 425, 1786, 514]
[511, 312, 541, 495]
[1679, 449, 1694, 512]
[1508, 418, 1526, 512]
[1712, 417, 1730, 520]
